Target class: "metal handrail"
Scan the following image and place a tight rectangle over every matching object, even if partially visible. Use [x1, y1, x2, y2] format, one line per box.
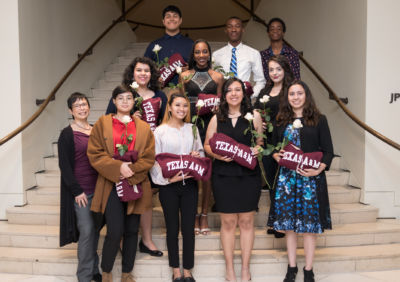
[0, 0, 143, 146]
[127, 19, 250, 30]
[231, 0, 400, 150]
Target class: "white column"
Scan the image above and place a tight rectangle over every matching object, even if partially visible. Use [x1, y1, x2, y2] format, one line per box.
[364, 0, 400, 217]
[0, 1, 24, 219]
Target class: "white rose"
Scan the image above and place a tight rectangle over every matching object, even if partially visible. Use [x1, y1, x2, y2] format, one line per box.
[293, 119, 303, 129]
[176, 66, 182, 74]
[224, 75, 231, 80]
[260, 95, 270, 104]
[121, 115, 132, 124]
[196, 99, 205, 108]
[244, 112, 254, 121]
[130, 81, 139, 90]
[152, 44, 162, 53]
[116, 144, 122, 148]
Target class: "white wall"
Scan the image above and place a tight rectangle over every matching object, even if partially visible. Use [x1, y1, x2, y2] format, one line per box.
[364, 0, 400, 217]
[0, 0, 136, 218]
[0, 1, 24, 218]
[243, 0, 368, 188]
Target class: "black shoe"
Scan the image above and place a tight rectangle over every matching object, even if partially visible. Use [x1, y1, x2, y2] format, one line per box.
[184, 276, 196, 282]
[172, 274, 184, 282]
[283, 264, 298, 282]
[267, 228, 286, 238]
[91, 273, 102, 282]
[139, 240, 163, 257]
[274, 230, 285, 238]
[303, 267, 315, 282]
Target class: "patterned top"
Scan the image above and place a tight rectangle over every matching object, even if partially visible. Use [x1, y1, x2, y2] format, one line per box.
[260, 44, 300, 81]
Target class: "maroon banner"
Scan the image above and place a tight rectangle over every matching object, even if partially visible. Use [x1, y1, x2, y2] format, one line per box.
[278, 142, 323, 171]
[159, 53, 186, 87]
[113, 150, 143, 202]
[155, 153, 212, 181]
[209, 132, 257, 170]
[197, 93, 220, 116]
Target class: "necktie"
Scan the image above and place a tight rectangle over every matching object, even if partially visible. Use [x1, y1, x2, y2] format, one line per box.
[230, 47, 238, 77]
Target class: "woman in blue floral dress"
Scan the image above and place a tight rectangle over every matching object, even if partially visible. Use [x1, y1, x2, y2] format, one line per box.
[271, 80, 333, 282]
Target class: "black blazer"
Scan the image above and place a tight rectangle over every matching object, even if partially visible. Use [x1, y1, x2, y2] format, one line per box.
[58, 125, 84, 247]
[271, 115, 334, 170]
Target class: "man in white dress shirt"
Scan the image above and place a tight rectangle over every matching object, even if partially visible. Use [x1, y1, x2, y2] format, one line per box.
[213, 17, 266, 99]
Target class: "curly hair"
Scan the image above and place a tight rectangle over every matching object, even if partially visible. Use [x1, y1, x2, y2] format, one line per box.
[122, 57, 160, 92]
[188, 39, 212, 70]
[162, 92, 191, 124]
[217, 78, 252, 122]
[276, 80, 321, 127]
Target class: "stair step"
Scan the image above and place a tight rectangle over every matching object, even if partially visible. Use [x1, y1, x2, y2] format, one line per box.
[87, 97, 110, 110]
[35, 171, 59, 187]
[6, 203, 378, 226]
[326, 170, 350, 186]
[26, 181, 360, 208]
[1, 220, 399, 250]
[0, 243, 400, 277]
[27, 187, 60, 206]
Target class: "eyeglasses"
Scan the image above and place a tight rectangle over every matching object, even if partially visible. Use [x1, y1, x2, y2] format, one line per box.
[72, 102, 89, 109]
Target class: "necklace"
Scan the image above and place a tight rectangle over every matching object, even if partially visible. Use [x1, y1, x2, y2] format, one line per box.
[228, 112, 241, 118]
[74, 121, 91, 130]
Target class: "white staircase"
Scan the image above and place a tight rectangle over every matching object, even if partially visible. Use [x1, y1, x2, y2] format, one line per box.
[1, 42, 400, 281]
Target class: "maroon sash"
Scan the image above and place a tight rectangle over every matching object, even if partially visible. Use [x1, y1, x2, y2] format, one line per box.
[140, 97, 161, 131]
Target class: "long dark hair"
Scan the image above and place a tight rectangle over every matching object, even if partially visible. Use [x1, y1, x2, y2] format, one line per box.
[255, 55, 294, 110]
[265, 55, 294, 94]
[188, 39, 212, 70]
[276, 80, 321, 127]
[122, 57, 160, 92]
[217, 78, 252, 122]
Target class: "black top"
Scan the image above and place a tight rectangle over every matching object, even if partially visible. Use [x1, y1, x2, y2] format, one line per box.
[185, 69, 218, 98]
[254, 86, 281, 123]
[213, 116, 259, 176]
[144, 33, 194, 85]
[58, 125, 83, 247]
[271, 115, 334, 170]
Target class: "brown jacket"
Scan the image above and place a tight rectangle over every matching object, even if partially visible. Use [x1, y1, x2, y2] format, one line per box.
[88, 114, 155, 215]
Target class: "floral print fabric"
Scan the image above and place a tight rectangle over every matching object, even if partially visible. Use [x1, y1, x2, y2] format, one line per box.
[273, 124, 323, 234]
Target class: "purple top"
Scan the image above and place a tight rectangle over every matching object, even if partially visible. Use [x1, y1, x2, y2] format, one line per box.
[73, 131, 98, 195]
[260, 44, 300, 81]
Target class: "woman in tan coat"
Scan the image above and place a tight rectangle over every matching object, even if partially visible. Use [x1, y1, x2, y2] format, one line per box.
[88, 85, 155, 282]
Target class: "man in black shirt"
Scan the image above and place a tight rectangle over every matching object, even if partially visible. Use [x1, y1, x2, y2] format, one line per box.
[144, 5, 193, 85]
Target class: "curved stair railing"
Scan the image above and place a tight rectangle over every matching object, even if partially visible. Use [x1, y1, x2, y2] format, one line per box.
[0, 0, 144, 146]
[231, 0, 400, 151]
[1, 0, 399, 152]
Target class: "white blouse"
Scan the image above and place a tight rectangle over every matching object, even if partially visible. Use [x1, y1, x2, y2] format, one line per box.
[150, 123, 205, 185]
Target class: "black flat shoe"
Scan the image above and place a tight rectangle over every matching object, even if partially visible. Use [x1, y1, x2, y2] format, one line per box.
[92, 273, 102, 282]
[172, 274, 184, 282]
[274, 231, 285, 238]
[184, 276, 196, 282]
[139, 240, 163, 257]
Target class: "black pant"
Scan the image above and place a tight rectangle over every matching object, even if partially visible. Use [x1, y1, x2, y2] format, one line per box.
[159, 179, 198, 269]
[101, 188, 141, 273]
